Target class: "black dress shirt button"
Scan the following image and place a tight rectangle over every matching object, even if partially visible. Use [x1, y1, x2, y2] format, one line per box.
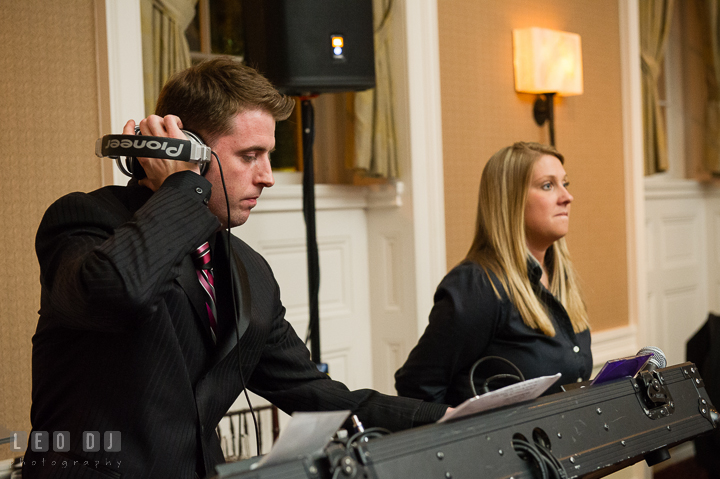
[195, 187, 204, 194]
[573, 346, 580, 353]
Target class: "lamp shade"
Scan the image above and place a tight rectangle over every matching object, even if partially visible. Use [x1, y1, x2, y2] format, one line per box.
[513, 27, 583, 96]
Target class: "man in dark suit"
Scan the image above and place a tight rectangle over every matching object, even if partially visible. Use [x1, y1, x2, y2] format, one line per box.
[25, 58, 449, 479]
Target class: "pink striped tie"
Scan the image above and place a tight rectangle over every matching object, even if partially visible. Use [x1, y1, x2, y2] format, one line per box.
[193, 242, 218, 343]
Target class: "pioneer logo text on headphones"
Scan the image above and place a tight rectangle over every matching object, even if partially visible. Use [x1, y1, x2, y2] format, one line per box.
[95, 127, 212, 178]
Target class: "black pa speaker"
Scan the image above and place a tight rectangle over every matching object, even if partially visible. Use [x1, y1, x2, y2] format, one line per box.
[241, 0, 375, 95]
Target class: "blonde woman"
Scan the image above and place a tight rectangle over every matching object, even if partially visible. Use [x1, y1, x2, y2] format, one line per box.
[395, 142, 591, 407]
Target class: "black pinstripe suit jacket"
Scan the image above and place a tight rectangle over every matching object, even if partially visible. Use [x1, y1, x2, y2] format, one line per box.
[25, 172, 446, 479]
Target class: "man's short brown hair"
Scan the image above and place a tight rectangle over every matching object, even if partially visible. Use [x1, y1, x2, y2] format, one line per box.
[155, 57, 295, 145]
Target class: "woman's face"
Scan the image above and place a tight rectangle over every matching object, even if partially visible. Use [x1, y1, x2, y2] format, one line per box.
[524, 154, 573, 252]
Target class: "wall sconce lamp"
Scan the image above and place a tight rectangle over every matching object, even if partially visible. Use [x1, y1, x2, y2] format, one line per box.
[512, 27, 583, 146]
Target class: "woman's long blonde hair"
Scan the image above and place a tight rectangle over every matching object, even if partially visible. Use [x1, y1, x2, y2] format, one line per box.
[465, 142, 589, 336]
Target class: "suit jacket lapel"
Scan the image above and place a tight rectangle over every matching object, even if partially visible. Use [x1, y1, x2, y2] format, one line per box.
[211, 233, 252, 364]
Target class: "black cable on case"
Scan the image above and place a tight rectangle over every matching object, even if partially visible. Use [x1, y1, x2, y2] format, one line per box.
[511, 437, 567, 479]
[346, 426, 392, 447]
[512, 438, 549, 479]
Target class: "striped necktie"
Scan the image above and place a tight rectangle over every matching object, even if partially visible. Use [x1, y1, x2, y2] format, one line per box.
[193, 241, 218, 343]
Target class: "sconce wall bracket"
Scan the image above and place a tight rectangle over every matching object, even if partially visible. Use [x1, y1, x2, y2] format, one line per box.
[533, 92, 556, 146]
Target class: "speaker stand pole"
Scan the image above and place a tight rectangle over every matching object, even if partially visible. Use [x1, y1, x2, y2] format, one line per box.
[300, 96, 325, 371]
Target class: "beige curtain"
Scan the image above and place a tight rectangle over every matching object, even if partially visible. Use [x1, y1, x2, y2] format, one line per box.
[639, 0, 674, 175]
[703, 1, 720, 173]
[141, 0, 198, 115]
[354, 0, 398, 178]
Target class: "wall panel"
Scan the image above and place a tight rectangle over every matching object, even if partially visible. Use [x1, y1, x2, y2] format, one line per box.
[645, 185, 714, 368]
[0, 0, 106, 460]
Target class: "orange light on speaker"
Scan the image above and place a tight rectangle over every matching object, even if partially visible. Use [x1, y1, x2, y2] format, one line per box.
[331, 35, 345, 59]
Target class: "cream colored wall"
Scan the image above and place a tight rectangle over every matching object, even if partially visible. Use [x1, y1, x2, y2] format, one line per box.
[0, 1, 108, 460]
[438, 0, 629, 332]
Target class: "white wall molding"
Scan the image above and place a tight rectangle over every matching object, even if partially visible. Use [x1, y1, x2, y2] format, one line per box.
[645, 178, 720, 200]
[366, 181, 404, 209]
[618, 8, 659, 476]
[405, 0, 447, 335]
[619, 0, 648, 354]
[239, 206, 374, 390]
[103, 0, 145, 186]
[251, 183, 404, 213]
[645, 193, 710, 366]
[381, 341, 404, 394]
[249, 235, 354, 323]
[591, 326, 638, 368]
[380, 234, 402, 312]
[253, 185, 367, 213]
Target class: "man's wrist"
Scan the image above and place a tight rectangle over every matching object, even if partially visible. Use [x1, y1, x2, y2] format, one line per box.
[160, 170, 212, 206]
[413, 401, 452, 425]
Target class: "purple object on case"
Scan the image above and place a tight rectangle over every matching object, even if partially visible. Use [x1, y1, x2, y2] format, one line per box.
[590, 353, 653, 385]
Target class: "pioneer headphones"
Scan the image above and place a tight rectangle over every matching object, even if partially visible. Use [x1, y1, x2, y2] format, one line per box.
[95, 127, 212, 179]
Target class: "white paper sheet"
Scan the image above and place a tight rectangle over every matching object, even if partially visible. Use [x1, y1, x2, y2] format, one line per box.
[253, 410, 350, 468]
[439, 373, 561, 422]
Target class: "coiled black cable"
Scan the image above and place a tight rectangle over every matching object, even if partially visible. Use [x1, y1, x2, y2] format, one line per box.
[469, 356, 526, 396]
[511, 437, 567, 479]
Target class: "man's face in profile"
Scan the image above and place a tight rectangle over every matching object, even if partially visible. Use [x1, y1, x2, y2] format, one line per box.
[204, 109, 276, 228]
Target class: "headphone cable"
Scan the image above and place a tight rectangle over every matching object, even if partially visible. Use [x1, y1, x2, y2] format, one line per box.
[213, 150, 261, 457]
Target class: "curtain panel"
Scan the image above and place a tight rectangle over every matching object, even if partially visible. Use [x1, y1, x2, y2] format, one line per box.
[141, 0, 198, 116]
[703, 1, 720, 174]
[354, 0, 399, 179]
[639, 0, 674, 176]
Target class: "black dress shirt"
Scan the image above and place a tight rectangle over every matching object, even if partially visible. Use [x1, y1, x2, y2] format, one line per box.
[395, 259, 592, 407]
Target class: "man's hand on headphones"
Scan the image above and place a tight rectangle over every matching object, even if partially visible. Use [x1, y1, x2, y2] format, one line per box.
[123, 115, 202, 192]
